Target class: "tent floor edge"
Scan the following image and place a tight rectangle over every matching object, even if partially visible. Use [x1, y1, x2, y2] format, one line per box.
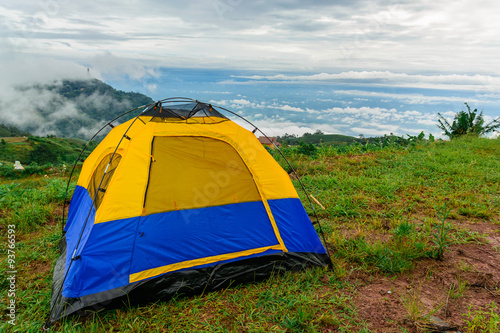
[49, 250, 330, 323]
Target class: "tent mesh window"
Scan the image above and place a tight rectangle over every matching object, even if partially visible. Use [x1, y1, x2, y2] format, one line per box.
[87, 153, 122, 210]
[143, 136, 261, 214]
[143, 102, 228, 123]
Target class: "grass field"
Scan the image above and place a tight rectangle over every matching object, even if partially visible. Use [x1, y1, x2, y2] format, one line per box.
[1, 136, 499, 332]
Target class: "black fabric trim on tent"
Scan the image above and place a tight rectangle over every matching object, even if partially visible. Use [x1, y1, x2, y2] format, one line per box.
[50, 236, 330, 323]
[142, 137, 155, 209]
[141, 102, 227, 120]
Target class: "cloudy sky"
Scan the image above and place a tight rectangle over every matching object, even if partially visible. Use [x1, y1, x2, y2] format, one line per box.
[1, 0, 499, 137]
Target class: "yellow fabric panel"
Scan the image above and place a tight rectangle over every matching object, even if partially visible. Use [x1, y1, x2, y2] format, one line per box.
[78, 147, 125, 188]
[147, 118, 299, 200]
[94, 126, 153, 223]
[87, 153, 122, 210]
[231, 128, 298, 201]
[129, 245, 282, 283]
[91, 116, 298, 224]
[144, 136, 261, 214]
[77, 117, 144, 187]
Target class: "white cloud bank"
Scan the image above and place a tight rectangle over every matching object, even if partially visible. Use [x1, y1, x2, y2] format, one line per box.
[2, 0, 500, 75]
[232, 71, 500, 93]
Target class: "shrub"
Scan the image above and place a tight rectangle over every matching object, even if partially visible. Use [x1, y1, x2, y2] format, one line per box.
[28, 142, 61, 165]
[297, 141, 318, 157]
[437, 103, 500, 139]
[0, 164, 46, 179]
[463, 302, 499, 333]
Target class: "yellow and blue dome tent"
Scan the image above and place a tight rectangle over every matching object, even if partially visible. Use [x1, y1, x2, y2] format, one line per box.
[48, 98, 331, 324]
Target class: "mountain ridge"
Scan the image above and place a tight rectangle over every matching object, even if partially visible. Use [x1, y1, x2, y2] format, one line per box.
[0, 78, 154, 139]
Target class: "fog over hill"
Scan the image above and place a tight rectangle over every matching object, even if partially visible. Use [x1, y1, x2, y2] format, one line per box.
[0, 78, 154, 139]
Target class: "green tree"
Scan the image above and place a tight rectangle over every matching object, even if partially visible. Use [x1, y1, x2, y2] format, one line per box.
[437, 103, 500, 139]
[297, 141, 317, 157]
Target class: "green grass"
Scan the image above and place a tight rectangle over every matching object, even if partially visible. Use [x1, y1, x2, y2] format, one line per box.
[1, 136, 499, 332]
[0, 136, 97, 177]
[463, 302, 499, 332]
[0, 178, 70, 231]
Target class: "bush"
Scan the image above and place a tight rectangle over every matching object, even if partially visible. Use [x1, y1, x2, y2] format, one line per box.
[0, 164, 46, 179]
[297, 141, 318, 157]
[28, 142, 62, 165]
[437, 103, 500, 139]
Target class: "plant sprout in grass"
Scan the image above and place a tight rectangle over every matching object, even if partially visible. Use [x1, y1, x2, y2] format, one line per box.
[392, 220, 414, 238]
[399, 283, 443, 328]
[448, 276, 468, 299]
[432, 198, 452, 260]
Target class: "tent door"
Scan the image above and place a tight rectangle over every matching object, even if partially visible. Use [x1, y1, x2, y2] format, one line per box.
[128, 136, 282, 283]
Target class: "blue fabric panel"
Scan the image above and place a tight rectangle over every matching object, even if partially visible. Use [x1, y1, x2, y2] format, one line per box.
[130, 201, 279, 274]
[268, 198, 326, 254]
[63, 186, 96, 273]
[134, 248, 283, 283]
[63, 216, 139, 298]
[63, 201, 281, 298]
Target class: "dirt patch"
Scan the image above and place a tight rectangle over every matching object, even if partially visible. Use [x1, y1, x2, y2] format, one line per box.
[2, 136, 28, 143]
[347, 240, 500, 332]
[27, 261, 52, 276]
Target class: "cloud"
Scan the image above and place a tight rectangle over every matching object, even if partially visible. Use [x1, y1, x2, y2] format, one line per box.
[0, 54, 135, 138]
[88, 52, 160, 81]
[0, 55, 96, 90]
[416, 119, 437, 126]
[0, 83, 89, 137]
[333, 90, 495, 105]
[232, 71, 500, 92]
[1, 0, 499, 140]
[210, 98, 266, 109]
[275, 105, 304, 112]
[146, 84, 157, 94]
[232, 117, 347, 137]
[322, 106, 397, 121]
[1, 0, 500, 75]
[76, 120, 110, 138]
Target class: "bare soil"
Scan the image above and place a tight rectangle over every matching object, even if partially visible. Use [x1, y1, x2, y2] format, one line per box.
[345, 219, 499, 332]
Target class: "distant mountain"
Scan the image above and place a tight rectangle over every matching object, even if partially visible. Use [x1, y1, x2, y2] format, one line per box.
[278, 131, 365, 146]
[1, 79, 155, 139]
[0, 123, 31, 137]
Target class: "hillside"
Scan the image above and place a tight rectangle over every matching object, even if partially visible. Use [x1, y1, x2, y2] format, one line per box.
[1, 79, 154, 139]
[277, 130, 411, 147]
[0, 136, 97, 179]
[279, 131, 364, 146]
[0, 124, 31, 137]
[0, 136, 498, 332]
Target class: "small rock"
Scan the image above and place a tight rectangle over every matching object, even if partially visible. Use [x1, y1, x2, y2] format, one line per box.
[428, 315, 453, 331]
